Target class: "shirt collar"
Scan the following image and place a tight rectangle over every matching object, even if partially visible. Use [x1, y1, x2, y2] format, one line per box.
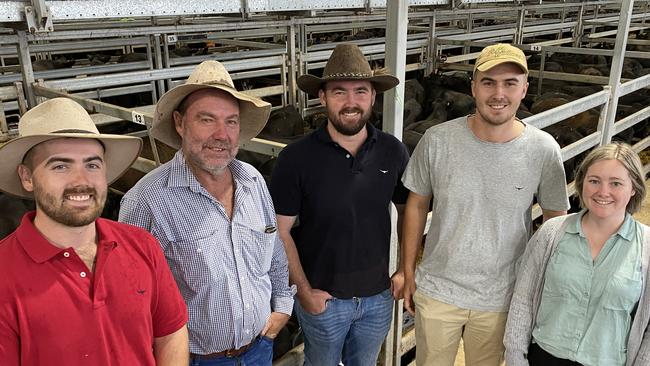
[617, 212, 636, 241]
[567, 209, 636, 242]
[16, 212, 118, 263]
[167, 150, 257, 192]
[315, 122, 378, 145]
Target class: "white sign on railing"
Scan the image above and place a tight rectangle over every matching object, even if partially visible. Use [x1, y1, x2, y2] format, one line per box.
[132, 111, 146, 125]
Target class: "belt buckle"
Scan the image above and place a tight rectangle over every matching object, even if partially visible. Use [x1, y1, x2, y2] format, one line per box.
[225, 349, 237, 358]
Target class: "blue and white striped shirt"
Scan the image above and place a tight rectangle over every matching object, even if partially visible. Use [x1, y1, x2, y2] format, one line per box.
[119, 151, 293, 354]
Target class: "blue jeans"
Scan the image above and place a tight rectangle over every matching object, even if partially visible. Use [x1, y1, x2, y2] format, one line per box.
[189, 336, 273, 366]
[294, 289, 394, 366]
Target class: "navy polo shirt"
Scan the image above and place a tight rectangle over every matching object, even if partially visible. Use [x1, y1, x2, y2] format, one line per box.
[270, 123, 410, 298]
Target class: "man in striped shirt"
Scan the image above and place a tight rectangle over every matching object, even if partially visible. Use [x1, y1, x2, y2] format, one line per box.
[119, 61, 293, 365]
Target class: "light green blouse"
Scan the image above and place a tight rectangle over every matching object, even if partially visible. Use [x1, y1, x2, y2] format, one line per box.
[532, 210, 643, 366]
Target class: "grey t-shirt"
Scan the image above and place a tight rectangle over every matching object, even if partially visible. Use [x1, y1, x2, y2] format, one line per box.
[402, 116, 570, 312]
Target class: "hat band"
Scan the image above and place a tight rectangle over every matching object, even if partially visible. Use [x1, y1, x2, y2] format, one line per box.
[53, 129, 98, 134]
[323, 72, 373, 78]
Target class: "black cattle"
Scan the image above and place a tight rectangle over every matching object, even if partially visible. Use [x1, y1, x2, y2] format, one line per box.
[170, 43, 209, 58]
[118, 52, 148, 63]
[528, 61, 564, 73]
[0, 193, 34, 240]
[32, 56, 75, 71]
[421, 73, 475, 120]
[87, 53, 112, 65]
[258, 157, 276, 185]
[623, 58, 644, 79]
[530, 93, 574, 115]
[430, 89, 475, 120]
[422, 72, 471, 95]
[542, 124, 584, 183]
[404, 79, 425, 106]
[260, 105, 304, 140]
[403, 99, 423, 129]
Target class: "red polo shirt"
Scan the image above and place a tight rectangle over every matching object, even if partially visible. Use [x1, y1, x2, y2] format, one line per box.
[0, 212, 188, 366]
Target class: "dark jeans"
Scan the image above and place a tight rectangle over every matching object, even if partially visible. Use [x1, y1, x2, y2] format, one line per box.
[528, 342, 583, 366]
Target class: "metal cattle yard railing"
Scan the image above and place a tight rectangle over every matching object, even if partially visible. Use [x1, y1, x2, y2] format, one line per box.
[29, 50, 291, 167]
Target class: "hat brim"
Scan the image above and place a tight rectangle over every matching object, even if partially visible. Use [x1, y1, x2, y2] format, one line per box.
[297, 74, 399, 97]
[152, 83, 271, 150]
[0, 133, 142, 199]
[475, 58, 528, 75]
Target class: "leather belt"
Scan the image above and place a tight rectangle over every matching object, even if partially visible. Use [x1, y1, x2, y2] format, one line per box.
[190, 338, 257, 360]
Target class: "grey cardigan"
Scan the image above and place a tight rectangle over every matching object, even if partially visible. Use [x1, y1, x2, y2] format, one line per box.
[504, 213, 650, 366]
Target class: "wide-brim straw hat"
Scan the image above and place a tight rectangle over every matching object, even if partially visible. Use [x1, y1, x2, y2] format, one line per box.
[0, 97, 142, 199]
[297, 43, 399, 97]
[152, 60, 271, 149]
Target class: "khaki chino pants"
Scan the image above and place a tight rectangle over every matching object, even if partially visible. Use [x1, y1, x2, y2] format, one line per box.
[414, 290, 507, 366]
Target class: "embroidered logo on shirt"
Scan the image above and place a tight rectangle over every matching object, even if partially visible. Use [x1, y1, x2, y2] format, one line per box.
[379, 169, 388, 174]
[515, 186, 524, 190]
[137, 289, 146, 295]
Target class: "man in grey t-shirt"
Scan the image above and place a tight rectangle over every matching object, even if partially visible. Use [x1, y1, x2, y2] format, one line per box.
[399, 44, 570, 366]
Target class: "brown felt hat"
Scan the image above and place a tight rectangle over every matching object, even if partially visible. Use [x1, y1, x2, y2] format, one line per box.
[297, 43, 399, 96]
[0, 98, 142, 199]
[152, 60, 271, 149]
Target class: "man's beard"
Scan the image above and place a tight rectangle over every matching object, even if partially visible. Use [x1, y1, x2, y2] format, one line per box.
[34, 184, 105, 227]
[185, 140, 238, 177]
[328, 107, 373, 136]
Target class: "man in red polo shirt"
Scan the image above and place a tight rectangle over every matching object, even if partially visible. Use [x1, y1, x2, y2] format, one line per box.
[0, 98, 189, 365]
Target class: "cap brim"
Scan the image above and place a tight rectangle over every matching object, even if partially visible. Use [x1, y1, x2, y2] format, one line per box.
[0, 133, 141, 198]
[152, 83, 271, 150]
[297, 74, 399, 96]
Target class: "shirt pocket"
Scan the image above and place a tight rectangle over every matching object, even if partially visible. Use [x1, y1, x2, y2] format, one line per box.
[236, 222, 276, 277]
[602, 273, 642, 312]
[169, 235, 227, 291]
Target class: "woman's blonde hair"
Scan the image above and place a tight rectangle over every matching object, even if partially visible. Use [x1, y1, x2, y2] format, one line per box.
[574, 142, 646, 214]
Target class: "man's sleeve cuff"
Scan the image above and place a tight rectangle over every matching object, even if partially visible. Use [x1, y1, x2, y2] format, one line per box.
[271, 293, 295, 315]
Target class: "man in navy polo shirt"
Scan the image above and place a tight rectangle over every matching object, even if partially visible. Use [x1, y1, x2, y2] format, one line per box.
[270, 44, 410, 366]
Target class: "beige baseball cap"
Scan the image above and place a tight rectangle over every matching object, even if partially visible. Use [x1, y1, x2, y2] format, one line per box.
[474, 43, 528, 75]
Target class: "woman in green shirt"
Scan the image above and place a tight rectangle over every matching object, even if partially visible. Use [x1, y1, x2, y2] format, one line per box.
[504, 142, 650, 366]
